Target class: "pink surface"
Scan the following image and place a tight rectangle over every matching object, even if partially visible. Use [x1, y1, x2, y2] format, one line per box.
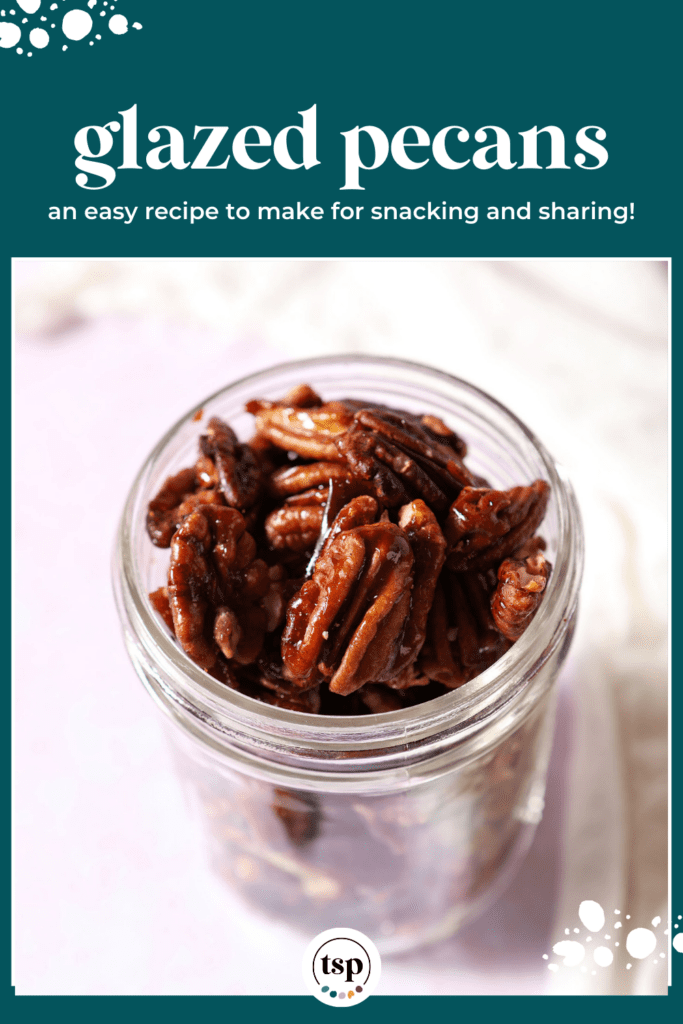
[13, 316, 572, 995]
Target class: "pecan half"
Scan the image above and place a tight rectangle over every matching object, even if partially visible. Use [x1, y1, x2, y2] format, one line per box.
[266, 470, 377, 559]
[419, 569, 511, 688]
[147, 467, 199, 547]
[269, 461, 352, 497]
[167, 509, 221, 670]
[445, 480, 550, 571]
[384, 500, 447, 685]
[337, 408, 475, 512]
[149, 586, 175, 632]
[282, 521, 414, 696]
[281, 530, 366, 685]
[316, 493, 379, 564]
[343, 401, 468, 459]
[246, 398, 354, 460]
[356, 409, 473, 489]
[283, 487, 331, 507]
[320, 522, 414, 693]
[200, 416, 263, 510]
[265, 504, 325, 552]
[167, 505, 272, 671]
[492, 550, 551, 640]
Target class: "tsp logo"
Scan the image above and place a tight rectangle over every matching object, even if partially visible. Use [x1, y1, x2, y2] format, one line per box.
[303, 928, 381, 1006]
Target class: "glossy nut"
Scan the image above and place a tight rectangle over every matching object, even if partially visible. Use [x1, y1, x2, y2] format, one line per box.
[445, 481, 550, 571]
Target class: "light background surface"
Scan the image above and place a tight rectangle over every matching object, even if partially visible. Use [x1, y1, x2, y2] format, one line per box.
[12, 259, 669, 995]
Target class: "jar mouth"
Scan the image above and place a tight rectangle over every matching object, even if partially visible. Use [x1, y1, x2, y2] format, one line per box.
[114, 354, 583, 761]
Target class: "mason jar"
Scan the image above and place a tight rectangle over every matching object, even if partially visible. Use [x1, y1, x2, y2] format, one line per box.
[113, 355, 583, 954]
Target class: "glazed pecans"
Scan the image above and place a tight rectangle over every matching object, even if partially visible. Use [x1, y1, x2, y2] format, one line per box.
[147, 385, 551, 713]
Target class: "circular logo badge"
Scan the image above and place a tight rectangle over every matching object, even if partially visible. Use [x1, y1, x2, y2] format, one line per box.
[303, 927, 381, 1006]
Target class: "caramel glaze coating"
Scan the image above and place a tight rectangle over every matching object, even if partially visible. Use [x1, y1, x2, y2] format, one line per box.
[265, 504, 325, 552]
[445, 481, 550, 572]
[167, 504, 282, 674]
[269, 461, 351, 497]
[147, 467, 199, 547]
[148, 385, 551, 715]
[200, 416, 263, 510]
[337, 408, 475, 513]
[321, 522, 414, 696]
[384, 500, 447, 688]
[245, 398, 354, 461]
[492, 549, 551, 641]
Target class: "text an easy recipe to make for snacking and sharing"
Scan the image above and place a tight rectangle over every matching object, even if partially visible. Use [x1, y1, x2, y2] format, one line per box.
[46, 202, 637, 225]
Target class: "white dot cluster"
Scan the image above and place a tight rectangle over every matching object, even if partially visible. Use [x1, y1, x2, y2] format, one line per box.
[0, 0, 141, 53]
[544, 902, 681, 977]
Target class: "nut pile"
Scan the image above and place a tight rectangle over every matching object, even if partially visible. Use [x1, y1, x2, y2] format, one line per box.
[147, 385, 551, 714]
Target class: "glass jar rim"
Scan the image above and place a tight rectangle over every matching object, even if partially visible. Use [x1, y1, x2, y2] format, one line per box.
[114, 354, 583, 777]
